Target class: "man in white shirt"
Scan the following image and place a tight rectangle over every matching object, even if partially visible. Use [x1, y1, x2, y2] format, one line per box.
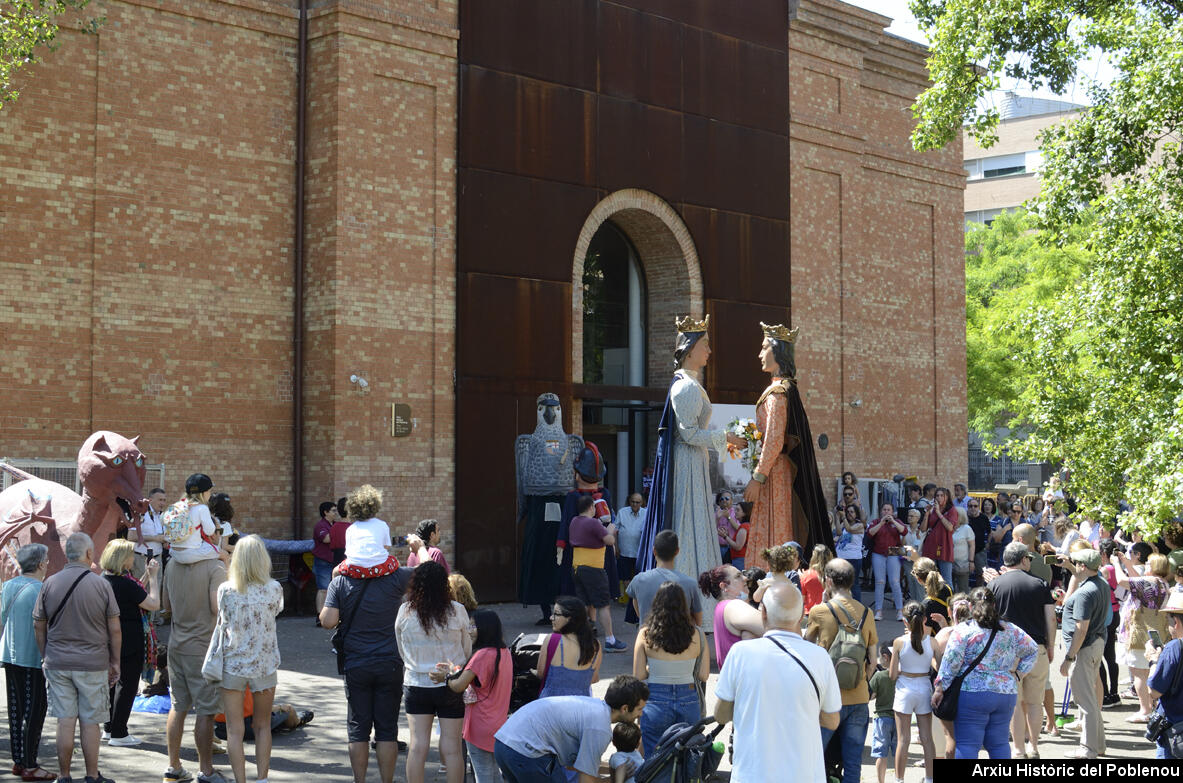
[715, 582, 841, 783]
[614, 493, 647, 584]
[134, 488, 168, 576]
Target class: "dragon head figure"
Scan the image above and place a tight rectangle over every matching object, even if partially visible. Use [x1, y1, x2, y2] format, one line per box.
[77, 431, 149, 525]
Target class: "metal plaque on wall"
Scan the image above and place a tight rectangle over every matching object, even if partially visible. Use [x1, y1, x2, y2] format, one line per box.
[392, 404, 412, 437]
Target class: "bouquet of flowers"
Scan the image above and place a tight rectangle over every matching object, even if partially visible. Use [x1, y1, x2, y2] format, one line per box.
[727, 418, 763, 474]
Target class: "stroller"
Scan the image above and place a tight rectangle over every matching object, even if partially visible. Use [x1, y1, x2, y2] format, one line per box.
[507, 632, 546, 713]
[635, 717, 725, 783]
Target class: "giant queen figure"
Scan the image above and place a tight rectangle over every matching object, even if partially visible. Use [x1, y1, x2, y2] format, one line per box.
[743, 322, 831, 557]
[636, 316, 745, 627]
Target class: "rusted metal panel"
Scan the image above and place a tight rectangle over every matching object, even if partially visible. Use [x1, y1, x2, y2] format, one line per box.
[454, 391, 527, 602]
[598, 3, 684, 111]
[682, 205, 790, 306]
[460, 67, 597, 186]
[461, 0, 598, 90]
[596, 97, 684, 203]
[682, 115, 789, 220]
[457, 273, 572, 383]
[458, 168, 599, 281]
[683, 29, 789, 134]
[612, 0, 788, 51]
[707, 299, 792, 402]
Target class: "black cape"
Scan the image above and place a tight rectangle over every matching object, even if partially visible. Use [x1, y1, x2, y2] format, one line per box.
[782, 380, 832, 555]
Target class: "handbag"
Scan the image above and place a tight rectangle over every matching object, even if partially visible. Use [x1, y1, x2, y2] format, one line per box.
[693, 628, 707, 715]
[932, 627, 998, 721]
[201, 617, 226, 683]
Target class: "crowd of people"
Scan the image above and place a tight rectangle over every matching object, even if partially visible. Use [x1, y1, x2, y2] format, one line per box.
[6, 470, 1183, 782]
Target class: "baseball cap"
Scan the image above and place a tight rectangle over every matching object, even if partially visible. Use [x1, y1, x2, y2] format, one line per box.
[1070, 548, 1101, 570]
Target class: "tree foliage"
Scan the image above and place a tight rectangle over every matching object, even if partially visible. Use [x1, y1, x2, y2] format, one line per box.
[913, 0, 1183, 535]
[1, 0, 101, 108]
[964, 211, 1091, 436]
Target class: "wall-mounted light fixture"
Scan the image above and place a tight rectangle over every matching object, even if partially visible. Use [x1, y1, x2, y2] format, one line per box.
[349, 374, 369, 389]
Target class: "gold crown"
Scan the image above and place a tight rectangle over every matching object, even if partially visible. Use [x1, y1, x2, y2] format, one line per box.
[761, 322, 799, 343]
[675, 314, 710, 334]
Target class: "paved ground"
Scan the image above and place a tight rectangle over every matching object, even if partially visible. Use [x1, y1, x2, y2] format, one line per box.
[0, 600, 1160, 782]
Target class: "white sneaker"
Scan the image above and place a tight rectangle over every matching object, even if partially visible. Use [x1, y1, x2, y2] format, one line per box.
[109, 734, 142, 746]
[101, 730, 111, 742]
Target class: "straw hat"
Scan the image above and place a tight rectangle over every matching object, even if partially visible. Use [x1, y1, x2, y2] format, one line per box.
[1161, 590, 1183, 615]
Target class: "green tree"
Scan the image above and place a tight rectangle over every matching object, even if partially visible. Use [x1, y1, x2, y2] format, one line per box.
[1, 0, 101, 108]
[912, 0, 1183, 535]
[964, 210, 1091, 435]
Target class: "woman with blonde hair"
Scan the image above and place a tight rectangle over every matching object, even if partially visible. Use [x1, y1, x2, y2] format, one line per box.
[100, 538, 160, 747]
[800, 544, 831, 614]
[911, 557, 952, 634]
[1113, 549, 1170, 722]
[448, 573, 479, 640]
[214, 534, 284, 783]
[931, 593, 972, 758]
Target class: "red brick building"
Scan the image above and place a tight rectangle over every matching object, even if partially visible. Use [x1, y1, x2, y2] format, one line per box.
[0, 0, 965, 598]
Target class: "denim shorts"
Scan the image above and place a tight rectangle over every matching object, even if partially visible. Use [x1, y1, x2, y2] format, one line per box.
[313, 557, 334, 590]
[639, 682, 701, 757]
[870, 715, 897, 758]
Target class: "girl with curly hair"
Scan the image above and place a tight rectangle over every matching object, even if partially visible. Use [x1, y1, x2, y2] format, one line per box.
[633, 582, 709, 755]
[340, 484, 398, 578]
[536, 595, 602, 699]
[395, 561, 472, 783]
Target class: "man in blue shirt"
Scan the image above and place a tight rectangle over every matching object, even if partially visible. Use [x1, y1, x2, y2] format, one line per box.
[1147, 591, 1183, 758]
[495, 676, 648, 782]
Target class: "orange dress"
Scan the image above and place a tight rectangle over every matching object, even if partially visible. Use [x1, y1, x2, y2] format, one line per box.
[747, 379, 799, 562]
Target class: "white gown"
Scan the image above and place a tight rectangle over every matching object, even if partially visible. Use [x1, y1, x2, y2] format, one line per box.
[668, 369, 727, 630]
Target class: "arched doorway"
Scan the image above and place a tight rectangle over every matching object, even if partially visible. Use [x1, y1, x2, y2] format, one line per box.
[572, 189, 703, 504]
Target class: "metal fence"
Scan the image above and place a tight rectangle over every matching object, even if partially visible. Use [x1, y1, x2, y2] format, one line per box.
[968, 447, 1036, 491]
[1, 458, 166, 496]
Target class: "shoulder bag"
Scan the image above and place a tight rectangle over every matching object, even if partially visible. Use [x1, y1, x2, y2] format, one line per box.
[692, 628, 707, 715]
[201, 615, 227, 683]
[330, 578, 372, 675]
[932, 627, 998, 721]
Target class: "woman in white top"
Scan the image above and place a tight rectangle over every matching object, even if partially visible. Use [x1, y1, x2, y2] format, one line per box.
[951, 507, 976, 593]
[835, 503, 866, 602]
[891, 601, 936, 782]
[395, 561, 471, 783]
[216, 535, 284, 783]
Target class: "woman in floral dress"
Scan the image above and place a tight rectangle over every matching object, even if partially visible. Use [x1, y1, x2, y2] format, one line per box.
[215, 535, 284, 783]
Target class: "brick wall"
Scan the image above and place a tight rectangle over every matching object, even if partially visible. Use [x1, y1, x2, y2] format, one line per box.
[0, 0, 965, 586]
[789, 0, 968, 501]
[0, 0, 458, 550]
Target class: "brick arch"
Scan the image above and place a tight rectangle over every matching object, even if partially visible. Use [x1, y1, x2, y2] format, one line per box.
[572, 189, 704, 388]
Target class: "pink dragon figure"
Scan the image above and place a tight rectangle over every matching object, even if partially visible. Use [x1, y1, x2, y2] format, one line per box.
[0, 431, 150, 579]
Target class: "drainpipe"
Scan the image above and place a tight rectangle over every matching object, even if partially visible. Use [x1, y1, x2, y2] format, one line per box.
[292, 0, 308, 540]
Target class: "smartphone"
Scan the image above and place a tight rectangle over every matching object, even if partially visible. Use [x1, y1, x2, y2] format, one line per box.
[887, 546, 904, 556]
[1044, 554, 1058, 564]
[394, 535, 408, 547]
[1149, 629, 1163, 649]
